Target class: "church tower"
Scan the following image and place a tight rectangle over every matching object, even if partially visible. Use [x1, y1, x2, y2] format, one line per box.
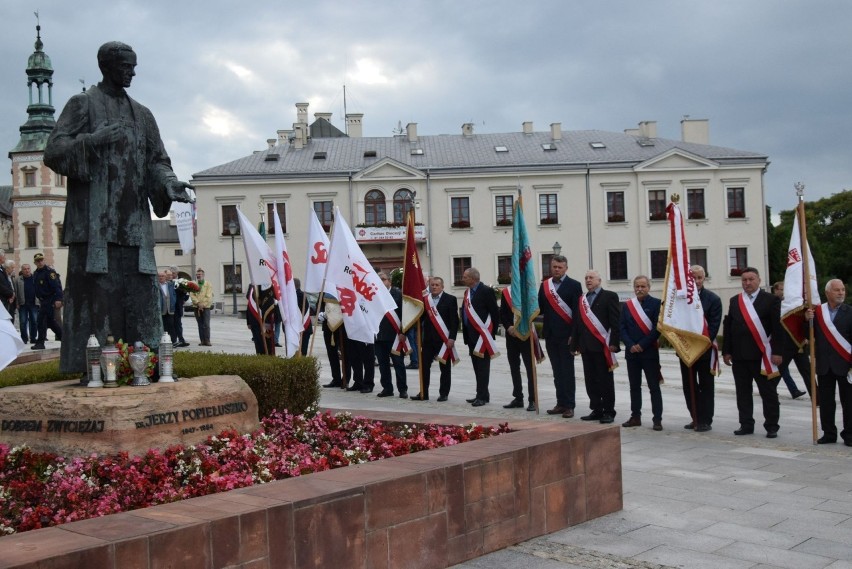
[8, 21, 68, 274]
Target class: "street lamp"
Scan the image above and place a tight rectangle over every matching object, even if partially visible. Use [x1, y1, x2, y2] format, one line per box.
[228, 219, 238, 315]
[552, 241, 562, 256]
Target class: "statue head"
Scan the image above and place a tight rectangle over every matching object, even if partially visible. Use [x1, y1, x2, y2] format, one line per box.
[97, 41, 137, 88]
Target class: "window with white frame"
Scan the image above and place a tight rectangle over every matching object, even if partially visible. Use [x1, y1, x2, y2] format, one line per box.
[495, 195, 513, 226]
[221, 204, 240, 236]
[609, 251, 628, 281]
[364, 189, 386, 225]
[687, 188, 705, 219]
[497, 255, 511, 284]
[393, 189, 415, 224]
[539, 193, 558, 224]
[24, 223, 38, 249]
[607, 191, 626, 223]
[223, 264, 243, 294]
[727, 187, 745, 218]
[313, 201, 333, 231]
[453, 257, 472, 286]
[729, 247, 748, 276]
[689, 248, 708, 276]
[650, 249, 668, 280]
[648, 189, 667, 221]
[450, 196, 470, 228]
[541, 253, 554, 279]
[266, 202, 287, 234]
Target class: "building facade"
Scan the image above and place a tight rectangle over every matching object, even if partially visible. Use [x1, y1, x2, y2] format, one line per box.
[191, 104, 770, 312]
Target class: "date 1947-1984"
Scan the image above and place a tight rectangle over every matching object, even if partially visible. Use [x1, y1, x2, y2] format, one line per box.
[182, 424, 214, 435]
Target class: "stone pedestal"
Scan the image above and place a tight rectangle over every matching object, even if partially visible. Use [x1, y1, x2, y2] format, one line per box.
[0, 376, 259, 457]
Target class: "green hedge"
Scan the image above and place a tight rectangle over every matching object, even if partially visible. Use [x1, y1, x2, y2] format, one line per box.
[0, 353, 321, 419]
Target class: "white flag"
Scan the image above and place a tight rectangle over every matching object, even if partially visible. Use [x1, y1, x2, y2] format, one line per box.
[0, 303, 25, 371]
[325, 207, 397, 343]
[236, 209, 280, 298]
[658, 200, 710, 366]
[781, 207, 819, 346]
[273, 206, 302, 357]
[304, 207, 335, 296]
[172, 201, 195, 254]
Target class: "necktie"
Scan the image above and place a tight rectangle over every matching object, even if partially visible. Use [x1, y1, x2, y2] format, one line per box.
[587, 291, 596, 304]
[553, 278, 561, 285]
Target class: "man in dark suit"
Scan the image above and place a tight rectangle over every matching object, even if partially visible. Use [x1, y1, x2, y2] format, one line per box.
[680, 265, 722, 432]
[807, 279, 852, 446]
[375, 272, 408, 398]
[619, 275, 663, 431]
[412, 277, 459, 401]
[723, 267, 783, 438]
[772, 281, 810, 399]
[461, 268, 500, 406]
[500, 285, 536, 411]
[572, 270, 621, 423]
[538, 255, 583, 417]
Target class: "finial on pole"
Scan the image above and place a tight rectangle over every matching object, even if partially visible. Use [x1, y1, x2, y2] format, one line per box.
[670, 193, 680, 204]
[795, 182, 805, 200]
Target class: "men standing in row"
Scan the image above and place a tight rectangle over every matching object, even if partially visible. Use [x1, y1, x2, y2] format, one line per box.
[573, 270, 621, 423]
[32, 253, 63, 350]
[500, 284, 536, 411]
[723, 267, 783, 438]
[807, 279, 852, 446]
[538, 255, 582, 417]
[190, 268, 213, 346]
[620, 275, 663, 431]
[461, 268, 499, 407]
[413, 277, 459, 402]
[680, 265, 722, 432]
[16, 264, 38, 345]
[375, 272, 408, 398]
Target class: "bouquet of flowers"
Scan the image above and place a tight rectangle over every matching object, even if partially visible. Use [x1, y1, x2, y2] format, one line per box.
[176, 278, 200, 293]
[114, 339, 158, 386]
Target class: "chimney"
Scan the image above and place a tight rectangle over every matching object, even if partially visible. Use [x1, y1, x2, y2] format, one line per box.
[624, 128, 640, 136]
[462, 123, 474, 137]
[293, 124, 305, 149]
[406, 122, 418, 143]
[295, 102, 309, 126]
[266, 138, 276, 149]
[346, 113, 364, 138]
[681, 118, 709, 144]
[315, 112, 332, 123]
[550, 122, 562, 141]
[277, 129, 292, 146]
[638, 121, 657, 138]
[522, 121, 534, 134]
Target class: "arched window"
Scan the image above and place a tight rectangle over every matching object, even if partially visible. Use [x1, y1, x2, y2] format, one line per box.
[365, 190, 386, 225]
[393, 189, 414, 224]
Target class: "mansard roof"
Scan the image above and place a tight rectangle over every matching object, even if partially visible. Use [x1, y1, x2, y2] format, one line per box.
[193, 128, 767, 181]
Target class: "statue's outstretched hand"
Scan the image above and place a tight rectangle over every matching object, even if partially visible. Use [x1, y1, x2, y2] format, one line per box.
[167, 180, 196, 203]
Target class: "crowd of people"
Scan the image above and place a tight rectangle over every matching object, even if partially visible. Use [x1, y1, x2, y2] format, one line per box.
[318, 258, 850, 448]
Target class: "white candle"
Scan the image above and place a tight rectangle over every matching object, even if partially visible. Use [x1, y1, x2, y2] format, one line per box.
[106, 361, 116, 382]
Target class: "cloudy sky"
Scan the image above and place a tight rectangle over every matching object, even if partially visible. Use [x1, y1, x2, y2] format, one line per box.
[2, 1, 850, 215]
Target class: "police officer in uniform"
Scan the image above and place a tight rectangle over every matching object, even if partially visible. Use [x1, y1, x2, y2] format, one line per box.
[31, 253, 63, 350]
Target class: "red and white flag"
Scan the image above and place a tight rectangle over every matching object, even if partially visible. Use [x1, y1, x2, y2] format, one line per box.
[304, 207, 335, 296]
[237, 209, 280, 299]
[325, 207, 397, 343]
[781, 206, 819, 347]
[658, 200, 711, 366]
[273, 206, 303, 357]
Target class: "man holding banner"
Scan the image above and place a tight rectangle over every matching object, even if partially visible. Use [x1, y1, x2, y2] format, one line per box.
[723, 267, 783, 438]
[806, 279, 852, 446]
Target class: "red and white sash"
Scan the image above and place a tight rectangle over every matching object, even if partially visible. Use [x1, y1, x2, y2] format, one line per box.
[302, 311, 311, 331]
[815, 304, 852, 364]
[464, 288, 499, 358]
[502, 287, 545, 362]
[737, 292, 779, 377]
[545, 278, 573, 325]
[579, 294, 618, 370]
[626, 298, 653, 335]
[385, 310, 411, 355]
[426, 295, 459, 365]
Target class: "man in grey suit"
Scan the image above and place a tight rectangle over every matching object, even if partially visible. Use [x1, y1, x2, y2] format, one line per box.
[807, 279, 852, 446]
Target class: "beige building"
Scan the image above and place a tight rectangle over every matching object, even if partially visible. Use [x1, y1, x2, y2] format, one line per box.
[191, 104, 770, 312]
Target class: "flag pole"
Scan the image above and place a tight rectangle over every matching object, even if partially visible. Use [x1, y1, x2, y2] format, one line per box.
[795, 182, 818, 444]
[528, 334, 539, 414]
[308, 208, 338, 358]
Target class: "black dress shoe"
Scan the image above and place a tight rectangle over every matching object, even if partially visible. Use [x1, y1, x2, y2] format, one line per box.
[526, 403, 537, 412]
[437, 395, 448, 402]
[817, 435, 837, 444]
[410, 393, 429, 401]
[580, 412, 602, 421]
[546, 405, 567, 415]
[31, 343, 45, 350]
[179, 342, 190, 347]
[323, 382, 341, 388]
[683, 422, 695, 430]
[695, 424, 712, 432]
[406, 363, 419, 369]
[466, 398, 477, 404]
[376, 391, 394, 398]
[792, 390, 807, 399]
[766, 431, 778, 439]
[359, 387, 374, 393]
[471, 399, 487, 407]
[503, 398, 524, 409]
[346, 385, 363, 392]
[734, 427, 754, 436]
[398, 391, 408, 399]
[599, 414, 615, 424]
[845, 440, 852, 447]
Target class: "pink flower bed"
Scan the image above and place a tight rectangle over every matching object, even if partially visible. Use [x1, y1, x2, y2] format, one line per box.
[0, 408, 510, 536]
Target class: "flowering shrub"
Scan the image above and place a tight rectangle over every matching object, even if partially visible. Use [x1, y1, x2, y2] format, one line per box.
[0, 408, 510, 535]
